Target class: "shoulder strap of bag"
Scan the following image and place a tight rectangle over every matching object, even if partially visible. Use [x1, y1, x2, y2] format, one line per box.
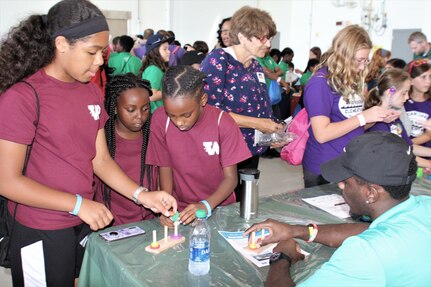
[20, 81, 40, 174]
[9, 81, 40, 222]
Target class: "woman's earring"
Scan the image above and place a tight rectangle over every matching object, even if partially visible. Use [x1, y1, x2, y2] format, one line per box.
[365, 200, 370, 204]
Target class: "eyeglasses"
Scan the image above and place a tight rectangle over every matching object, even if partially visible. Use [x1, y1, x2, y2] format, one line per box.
[355, 57, 370, 65]
[254, 35, 273, 44]
[220, 29, 230, 34]
[408, 59, 430, 74]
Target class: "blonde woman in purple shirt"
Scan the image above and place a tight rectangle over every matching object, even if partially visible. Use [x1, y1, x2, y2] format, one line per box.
[303, 25, 398, 187]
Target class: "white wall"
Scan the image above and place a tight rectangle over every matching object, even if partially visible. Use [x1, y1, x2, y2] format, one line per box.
[1, 0, 430, 72]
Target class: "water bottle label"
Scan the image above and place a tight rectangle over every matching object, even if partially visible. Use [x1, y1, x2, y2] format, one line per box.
[189, 242, 209, 262]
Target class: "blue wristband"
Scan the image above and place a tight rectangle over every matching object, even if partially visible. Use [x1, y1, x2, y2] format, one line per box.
[69, 194, 82, 216]
[200, 200, 212, 218]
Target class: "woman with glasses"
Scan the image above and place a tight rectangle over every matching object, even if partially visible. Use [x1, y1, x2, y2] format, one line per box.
[302, 25, 397, 187]
[201, 6, 285, 201]
[405, 59, 431, 148]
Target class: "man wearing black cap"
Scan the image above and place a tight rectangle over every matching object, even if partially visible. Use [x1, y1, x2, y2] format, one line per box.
[245, 132, 431, 287]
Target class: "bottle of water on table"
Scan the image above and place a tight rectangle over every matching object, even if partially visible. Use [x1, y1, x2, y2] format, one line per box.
[189, 209, 210, 276]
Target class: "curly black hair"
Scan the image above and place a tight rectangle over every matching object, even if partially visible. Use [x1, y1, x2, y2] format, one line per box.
[0, 0, 104, 93]
[103, 73, 155, 208]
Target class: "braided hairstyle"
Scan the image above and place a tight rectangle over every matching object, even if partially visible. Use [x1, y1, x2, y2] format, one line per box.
[163, 65, 205, 100]
[103, 73, 154, 208]
[0, 0, 104, 93]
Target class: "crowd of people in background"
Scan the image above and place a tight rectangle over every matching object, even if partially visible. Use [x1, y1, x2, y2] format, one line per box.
[0, 0, 430, 286]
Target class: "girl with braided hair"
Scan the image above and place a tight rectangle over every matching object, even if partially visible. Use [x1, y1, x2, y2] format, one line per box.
[0, 1, 176, 285]
[94, 73, 158, 225]
[146, 65, 251, 228]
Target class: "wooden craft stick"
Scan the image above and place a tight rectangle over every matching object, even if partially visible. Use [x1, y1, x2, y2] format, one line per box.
[150, 230, 160, 249]
[145, 234, 185, 254]
[164, 225, 168, 242]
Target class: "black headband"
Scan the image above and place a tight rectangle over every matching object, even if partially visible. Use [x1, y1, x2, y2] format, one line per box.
[50, 16, 109, 40]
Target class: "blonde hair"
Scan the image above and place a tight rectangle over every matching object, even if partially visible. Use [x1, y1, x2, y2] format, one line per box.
[366, 48, 392, 83]
[230, 6, 276, 45]
[316, 25, 372, 102]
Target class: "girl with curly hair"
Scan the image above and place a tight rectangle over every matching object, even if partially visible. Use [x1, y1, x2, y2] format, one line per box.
[0, 1, 176, 285]
[302, 25, 398, 187]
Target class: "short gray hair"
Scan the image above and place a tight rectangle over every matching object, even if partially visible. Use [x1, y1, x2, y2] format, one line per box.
[408, 31, 427, 44]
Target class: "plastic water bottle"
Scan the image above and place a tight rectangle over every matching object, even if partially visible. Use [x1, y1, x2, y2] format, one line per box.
[189, 209, 210, 276]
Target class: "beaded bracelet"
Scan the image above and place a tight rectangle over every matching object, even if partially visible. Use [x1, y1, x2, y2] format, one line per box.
[306, 223, 318, 242]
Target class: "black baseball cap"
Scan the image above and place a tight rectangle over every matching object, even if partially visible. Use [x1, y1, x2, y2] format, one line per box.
[179, 51, 206, 66]
[145, 33, 174, 55]
[321, 132, 416, 186]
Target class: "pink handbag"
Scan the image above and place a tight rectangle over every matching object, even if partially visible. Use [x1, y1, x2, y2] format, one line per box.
[280, 108, 310, 165]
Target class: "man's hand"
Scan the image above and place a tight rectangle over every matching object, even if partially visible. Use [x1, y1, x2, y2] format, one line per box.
[274, 239, 305, 265]
[244, 219, 299, 246]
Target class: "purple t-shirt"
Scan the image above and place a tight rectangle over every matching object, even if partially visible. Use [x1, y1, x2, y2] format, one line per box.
[146, 104, 251, 210]
[201, 47, 273, 156]
[368, 119, 413, 146]
[94, 133, 156, 226]
[303, 67, 364, 175]
[405, 99, 431, 148]
[134, 44, 186, 67]
[0, 69, 108, 230]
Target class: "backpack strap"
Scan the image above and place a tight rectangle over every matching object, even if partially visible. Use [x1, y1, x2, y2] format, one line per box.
[20, 81, 40, 174]
[8, 81, 40, 235]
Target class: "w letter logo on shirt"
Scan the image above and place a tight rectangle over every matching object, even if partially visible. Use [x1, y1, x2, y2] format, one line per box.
[203, 141, 219, 156]
[88, 105, 101, 120]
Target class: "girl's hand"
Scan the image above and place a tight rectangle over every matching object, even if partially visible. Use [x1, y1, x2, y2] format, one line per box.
[179, 202, 206, 225]
[362, 106, 399, 123]
[419, 119, 431, 131]
[78, 198, 113, 231]
[138, 190, 177, 217]
[159, 214, 175, 228]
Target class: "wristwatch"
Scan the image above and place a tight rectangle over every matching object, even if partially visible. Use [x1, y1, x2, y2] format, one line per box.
[269, 252, 292, 267]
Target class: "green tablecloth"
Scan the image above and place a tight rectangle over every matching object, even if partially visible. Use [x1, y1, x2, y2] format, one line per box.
[78, 178, 431, 287]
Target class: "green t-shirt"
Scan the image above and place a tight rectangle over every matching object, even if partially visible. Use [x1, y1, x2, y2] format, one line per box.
[257, 55, 278, 88]
[300, 71, 313, 86]
[142, 65, 164, 112]
[278, 61, 290, 80]
[108, 52, 142, 76]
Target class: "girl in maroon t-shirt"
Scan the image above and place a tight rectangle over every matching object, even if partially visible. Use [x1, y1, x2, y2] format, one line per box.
[147, 66, 251, 228]
[94, 73, 158, 225]
[0, 1, 176, 286]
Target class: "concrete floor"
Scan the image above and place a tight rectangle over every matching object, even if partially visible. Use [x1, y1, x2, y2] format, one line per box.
[0, 157, 303, 286]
